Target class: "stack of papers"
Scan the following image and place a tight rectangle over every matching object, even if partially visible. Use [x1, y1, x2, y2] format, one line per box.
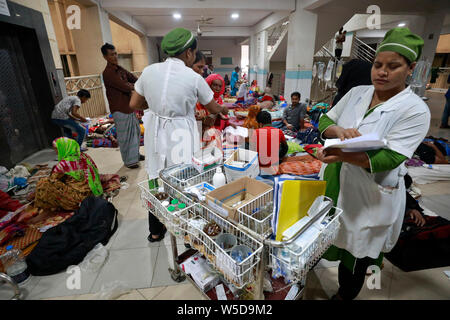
[323, 133, 386, 152]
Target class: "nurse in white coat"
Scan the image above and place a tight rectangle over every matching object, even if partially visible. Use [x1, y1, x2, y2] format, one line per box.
[316, 28, 430, 300]
[130, 28, 228, 242]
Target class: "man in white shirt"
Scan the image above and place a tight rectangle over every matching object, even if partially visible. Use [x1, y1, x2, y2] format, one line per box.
[51, 89, 90, 149]
[130, 28, 228, 242]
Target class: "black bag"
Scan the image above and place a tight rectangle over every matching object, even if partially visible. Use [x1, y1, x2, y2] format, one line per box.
[26, 196, 118, 276]
[296, 127, 322, 145]
[385, 216, 450, 272]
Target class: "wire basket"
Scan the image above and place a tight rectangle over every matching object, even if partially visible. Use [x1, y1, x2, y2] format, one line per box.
[236, 189, 274, 240]
[268, 207, 343, 285]
[163, 164, 219, 189]
[138, 179, 195, 237]
[181, 204, 263, 289]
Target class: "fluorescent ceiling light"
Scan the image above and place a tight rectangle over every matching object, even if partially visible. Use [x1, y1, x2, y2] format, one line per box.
[173, 13, 182, 19]
[231, 13, 239, 19]
[398, 23, 406, 27]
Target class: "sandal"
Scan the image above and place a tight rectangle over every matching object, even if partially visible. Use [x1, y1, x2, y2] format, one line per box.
[147, 227, 167, 243]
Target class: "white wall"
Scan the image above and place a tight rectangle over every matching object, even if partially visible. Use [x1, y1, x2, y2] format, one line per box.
[198, 39, 242, 79]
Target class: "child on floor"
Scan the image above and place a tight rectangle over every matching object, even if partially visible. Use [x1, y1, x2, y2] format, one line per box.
[250, 111, 288, 174]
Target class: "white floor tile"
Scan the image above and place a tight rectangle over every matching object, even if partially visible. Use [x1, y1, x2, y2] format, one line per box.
[110, 219, 159, 250]
[90, 247, 158, 293]
[150, 245, 189, 288]
[152, 283, 205, 300]
[138, 287, 167, 300]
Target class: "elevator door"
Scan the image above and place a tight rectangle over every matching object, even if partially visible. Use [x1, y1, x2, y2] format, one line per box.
[0, 26, 46, 167]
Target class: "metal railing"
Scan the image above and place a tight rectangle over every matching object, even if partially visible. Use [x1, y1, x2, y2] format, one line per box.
[351, 37, 376, 63]
[64, 71, 142, 118]
[65, 74, 107, 118]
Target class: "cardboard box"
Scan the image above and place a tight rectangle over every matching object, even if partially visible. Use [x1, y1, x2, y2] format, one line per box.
[205, 177, 272, 223]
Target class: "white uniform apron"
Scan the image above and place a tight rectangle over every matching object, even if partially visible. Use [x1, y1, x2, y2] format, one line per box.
[320, 85, 430, 259]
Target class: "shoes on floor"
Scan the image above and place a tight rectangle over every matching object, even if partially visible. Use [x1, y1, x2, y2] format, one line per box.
[439, 124, 450, 129]
[126, 163, 139, 169]
[147, 227, 167, 243]
[139, 154, 145, 161]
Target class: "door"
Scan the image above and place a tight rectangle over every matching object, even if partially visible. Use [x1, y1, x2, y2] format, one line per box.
[0, 25, 46, 167]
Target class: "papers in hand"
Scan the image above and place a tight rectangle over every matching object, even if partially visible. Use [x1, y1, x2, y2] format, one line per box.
[323, 133, 386, 152]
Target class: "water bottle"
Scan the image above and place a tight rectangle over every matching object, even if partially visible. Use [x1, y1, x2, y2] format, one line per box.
[0, 245, 31, 286]
[212, 167, 226, 188]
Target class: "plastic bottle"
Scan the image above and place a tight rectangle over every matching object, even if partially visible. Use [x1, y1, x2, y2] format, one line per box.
[212, 167, 226, 188]
[0, 245, 31, 286]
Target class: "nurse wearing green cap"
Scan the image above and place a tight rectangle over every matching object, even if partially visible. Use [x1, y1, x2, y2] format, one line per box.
[316, 28, 430, 300]
[130, 28, 228, 242]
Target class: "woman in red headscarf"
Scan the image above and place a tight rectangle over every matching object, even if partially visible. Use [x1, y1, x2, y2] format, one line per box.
[196, 74, 234, 131]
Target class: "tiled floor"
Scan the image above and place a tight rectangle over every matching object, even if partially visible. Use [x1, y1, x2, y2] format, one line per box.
[2, 91, 449, 300]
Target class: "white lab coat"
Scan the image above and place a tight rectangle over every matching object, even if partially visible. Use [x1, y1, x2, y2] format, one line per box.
[320, 85, 430, 259]
[135, 58, 214, 179]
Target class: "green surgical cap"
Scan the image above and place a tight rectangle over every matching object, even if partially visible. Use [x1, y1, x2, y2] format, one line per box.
[161, 28, 195, 56]
[376, 27, 424, 62]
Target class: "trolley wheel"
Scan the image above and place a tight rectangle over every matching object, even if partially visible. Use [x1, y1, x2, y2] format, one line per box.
[168, 268, 186, 282]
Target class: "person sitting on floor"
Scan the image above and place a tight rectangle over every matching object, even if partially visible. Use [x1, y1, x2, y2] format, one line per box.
[258, 87, 275, 109]
[282, 91, 308, 132]
[51, 89, 91, 150]
[414, 140, 448, 164]
[243, 104, 261, 149]
[34, 137, 103, 211]
[250, 111, 288, 173]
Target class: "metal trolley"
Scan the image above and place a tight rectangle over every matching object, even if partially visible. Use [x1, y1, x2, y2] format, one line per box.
[138, 164, 343, 300]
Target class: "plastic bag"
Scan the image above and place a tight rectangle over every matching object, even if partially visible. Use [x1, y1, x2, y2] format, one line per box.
[93, 280, 131, 300]
[79, 243, 109, 273]
[263, 272, 274, 293]
[9, 165, 30, 178]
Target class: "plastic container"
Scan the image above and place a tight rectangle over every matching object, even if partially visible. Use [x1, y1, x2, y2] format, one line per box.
[212, 167, 226, 188]
[167, 206, 176, 214]
[155, 192, 169, 201]
[215, 233, 237, 253]
[0, 245, 31, 286]
[203, 221, 222, 240]
[230, 245, 253, 263]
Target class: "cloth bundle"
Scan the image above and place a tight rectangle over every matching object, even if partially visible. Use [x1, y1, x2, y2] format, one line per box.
[279, 155, 322, 176]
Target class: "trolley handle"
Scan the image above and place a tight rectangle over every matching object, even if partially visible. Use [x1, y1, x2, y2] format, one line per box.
[263, 197, 334, 248]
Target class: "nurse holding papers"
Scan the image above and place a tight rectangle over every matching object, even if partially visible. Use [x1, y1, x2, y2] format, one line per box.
[316, 28, 430, 300]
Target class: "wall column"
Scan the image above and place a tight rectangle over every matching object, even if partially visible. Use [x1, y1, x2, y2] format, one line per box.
[284, 1, 318, 104]
[249, 34, 257, 84]
[256, 30, 269, 89]
[70, 2, 112, 75]
[415, 12, 445, 97]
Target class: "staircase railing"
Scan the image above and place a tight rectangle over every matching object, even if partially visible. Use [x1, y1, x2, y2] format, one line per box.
[351, 37, 376, 63]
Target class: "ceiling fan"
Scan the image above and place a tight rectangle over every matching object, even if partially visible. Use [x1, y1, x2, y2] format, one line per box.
[195, 22, 213, 37]
[195, 16, 214, 25]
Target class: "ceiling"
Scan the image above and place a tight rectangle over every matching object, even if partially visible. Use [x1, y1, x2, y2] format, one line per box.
[128, 8, 274, 30]
[100, 0, 295, 37]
